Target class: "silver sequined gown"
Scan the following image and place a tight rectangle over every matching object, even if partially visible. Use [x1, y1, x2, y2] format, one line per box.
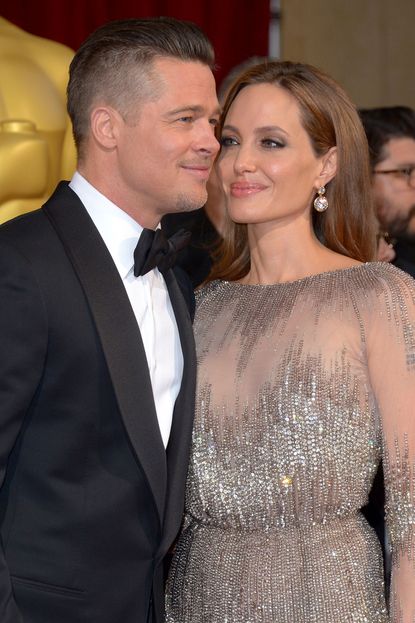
[166, 263, 415, 623]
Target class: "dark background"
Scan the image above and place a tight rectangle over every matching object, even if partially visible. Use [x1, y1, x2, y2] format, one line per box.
[0, 1, 270, 89]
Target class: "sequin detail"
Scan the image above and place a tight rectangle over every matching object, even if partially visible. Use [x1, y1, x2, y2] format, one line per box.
[166, 263, 415, 623]
[384, 434, 415, 567]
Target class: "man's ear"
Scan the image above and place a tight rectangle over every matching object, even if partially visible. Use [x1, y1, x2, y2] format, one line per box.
[89, 106, 119, 150]
[315, 146, 337, 188]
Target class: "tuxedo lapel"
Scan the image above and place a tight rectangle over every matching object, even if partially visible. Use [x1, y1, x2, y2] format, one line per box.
[43, 182, 167, 525]
[159, 269, 196, 556]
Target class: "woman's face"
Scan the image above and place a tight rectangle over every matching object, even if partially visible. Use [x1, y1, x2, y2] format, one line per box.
[217, 83, 331, 227]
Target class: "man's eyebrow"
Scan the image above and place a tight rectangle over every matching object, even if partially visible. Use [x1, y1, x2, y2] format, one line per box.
[166, 105, 221, 117]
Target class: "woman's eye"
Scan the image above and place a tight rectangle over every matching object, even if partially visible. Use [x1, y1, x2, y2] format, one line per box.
[220, 136, 238, 147]
[261, 138, 285, 149]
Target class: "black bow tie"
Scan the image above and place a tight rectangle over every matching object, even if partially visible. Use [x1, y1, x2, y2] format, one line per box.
[133, 228, 191, 277]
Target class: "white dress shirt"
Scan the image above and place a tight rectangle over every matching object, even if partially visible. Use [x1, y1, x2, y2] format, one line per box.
[69, 172, 183, 447]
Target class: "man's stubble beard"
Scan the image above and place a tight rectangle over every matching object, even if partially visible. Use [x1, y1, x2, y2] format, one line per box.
[173, 188, 208, 214]
[379, 201, 415, 241]
[399, 210, 415, 243]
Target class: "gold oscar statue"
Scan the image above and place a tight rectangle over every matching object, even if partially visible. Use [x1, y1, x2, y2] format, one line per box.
[0, 17, 76, 224]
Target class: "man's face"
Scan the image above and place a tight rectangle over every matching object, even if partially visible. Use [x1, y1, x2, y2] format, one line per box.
[115, 57, 220, 226]
[373, 137, 415, 239]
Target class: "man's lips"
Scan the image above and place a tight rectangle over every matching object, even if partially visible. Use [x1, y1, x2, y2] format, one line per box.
[181, 164, 212, 180]
[230, 182, 266, 197]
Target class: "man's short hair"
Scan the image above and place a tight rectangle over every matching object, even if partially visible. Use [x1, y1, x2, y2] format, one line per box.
[67, 17, 215, 157]
[359, 106, 415, 168]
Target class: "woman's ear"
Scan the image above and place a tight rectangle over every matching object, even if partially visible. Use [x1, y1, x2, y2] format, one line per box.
[89, 106, 119, 150]
[315, 146, 337, 188]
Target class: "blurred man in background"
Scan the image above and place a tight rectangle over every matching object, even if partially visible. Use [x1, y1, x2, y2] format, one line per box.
[360, 106, 415, 277]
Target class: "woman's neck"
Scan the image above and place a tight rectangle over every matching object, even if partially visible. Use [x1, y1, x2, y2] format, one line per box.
[241, 219, 359, 285]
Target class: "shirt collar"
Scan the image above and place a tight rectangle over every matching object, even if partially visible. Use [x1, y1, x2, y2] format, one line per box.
[69, 171, 144, 279]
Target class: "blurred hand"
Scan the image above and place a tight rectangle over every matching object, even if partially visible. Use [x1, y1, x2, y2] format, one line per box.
[377, 235, 396, 262]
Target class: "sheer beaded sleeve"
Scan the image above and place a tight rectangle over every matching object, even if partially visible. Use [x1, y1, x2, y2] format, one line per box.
[366, 267, 415, 623]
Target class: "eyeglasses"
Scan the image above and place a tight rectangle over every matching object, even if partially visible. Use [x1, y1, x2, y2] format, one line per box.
[373, 166, 415, 187]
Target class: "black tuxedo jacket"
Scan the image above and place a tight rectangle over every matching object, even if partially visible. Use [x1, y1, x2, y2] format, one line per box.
[0, 183, 196, 623]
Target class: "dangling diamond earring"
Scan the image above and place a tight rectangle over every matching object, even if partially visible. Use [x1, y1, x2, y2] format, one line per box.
[314, 186, 328, 212]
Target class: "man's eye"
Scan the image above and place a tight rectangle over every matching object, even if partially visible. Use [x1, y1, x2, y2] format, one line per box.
[209, 118, 220, 127]
[178, 116, 193, 123]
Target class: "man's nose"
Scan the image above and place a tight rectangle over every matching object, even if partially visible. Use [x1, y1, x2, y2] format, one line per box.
[195, 122, 220, 156]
